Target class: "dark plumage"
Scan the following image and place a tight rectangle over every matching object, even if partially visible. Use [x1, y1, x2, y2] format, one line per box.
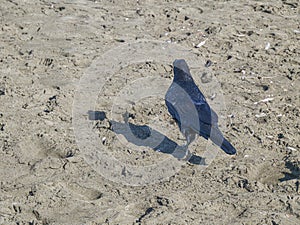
[165, 59, 236, 158]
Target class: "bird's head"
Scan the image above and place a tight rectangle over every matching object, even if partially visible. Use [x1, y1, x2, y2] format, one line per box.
[173, 59, 193, 82]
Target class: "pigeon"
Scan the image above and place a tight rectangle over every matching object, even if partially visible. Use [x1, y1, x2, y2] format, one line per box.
[165, 59, 236, 159]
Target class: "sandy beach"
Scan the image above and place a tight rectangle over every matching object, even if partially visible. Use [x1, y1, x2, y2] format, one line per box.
[0, 0, 299, 224]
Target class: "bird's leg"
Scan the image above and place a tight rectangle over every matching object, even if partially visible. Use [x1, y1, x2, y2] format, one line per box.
[122, 111, 129, 124]
[175, 128, 196, 160]
[182, 132, 195, 160]
[185, 131, 196, 147]
[173, 145, 190, 160]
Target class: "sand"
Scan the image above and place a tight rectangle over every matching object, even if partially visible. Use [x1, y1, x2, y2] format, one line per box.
[0, 0, 299, 224]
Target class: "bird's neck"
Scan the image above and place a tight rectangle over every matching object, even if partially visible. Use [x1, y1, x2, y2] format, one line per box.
[174, 70, 193, 83]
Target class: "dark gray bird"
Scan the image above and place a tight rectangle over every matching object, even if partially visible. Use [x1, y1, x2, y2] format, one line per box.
[165, 59, 236, 158]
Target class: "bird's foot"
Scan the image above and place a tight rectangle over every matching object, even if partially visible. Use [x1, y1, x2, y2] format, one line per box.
[172, 145, 192, 161]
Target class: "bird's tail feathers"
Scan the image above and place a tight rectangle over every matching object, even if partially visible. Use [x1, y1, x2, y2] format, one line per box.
[219, 137, 236, 155]
[210, 127, 236, 155]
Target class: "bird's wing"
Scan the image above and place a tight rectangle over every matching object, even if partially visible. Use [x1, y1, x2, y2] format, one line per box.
[165, 99, 180, 124]
[166, 85, 200, 131]
[193, 101, 219, 125]
[181, 79, 219, 125]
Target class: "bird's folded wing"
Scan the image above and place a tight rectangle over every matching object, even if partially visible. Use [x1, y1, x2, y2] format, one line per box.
[165, 100, 180, 122]
[193, 101, 218, 125]
[166, 96, 200, 130]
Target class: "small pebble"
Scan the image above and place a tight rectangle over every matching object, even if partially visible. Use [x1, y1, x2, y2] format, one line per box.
[201, 72, 212, 83]
[0, 87, 5, 95]
[277, 133, 284, 139]
[205, 60, 212, 67]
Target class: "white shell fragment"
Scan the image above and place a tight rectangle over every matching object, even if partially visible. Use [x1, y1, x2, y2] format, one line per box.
[254, 97, 274, 105]
[195, 39, 207, 48]
[265, 42, 270, 50]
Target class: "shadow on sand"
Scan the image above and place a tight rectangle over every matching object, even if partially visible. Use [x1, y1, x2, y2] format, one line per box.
[279, 160, 300, 189]
[88, 110, 205, 165]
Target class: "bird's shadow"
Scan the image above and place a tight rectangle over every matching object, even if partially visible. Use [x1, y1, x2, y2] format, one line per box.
[279, 161, 300, 181]
[88, 110, 205, 165]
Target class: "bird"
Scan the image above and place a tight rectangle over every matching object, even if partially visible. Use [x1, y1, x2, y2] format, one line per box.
[165, 59, 236, 159]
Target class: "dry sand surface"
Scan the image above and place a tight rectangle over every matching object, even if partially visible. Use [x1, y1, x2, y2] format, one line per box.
[0, 0, 299, 224]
